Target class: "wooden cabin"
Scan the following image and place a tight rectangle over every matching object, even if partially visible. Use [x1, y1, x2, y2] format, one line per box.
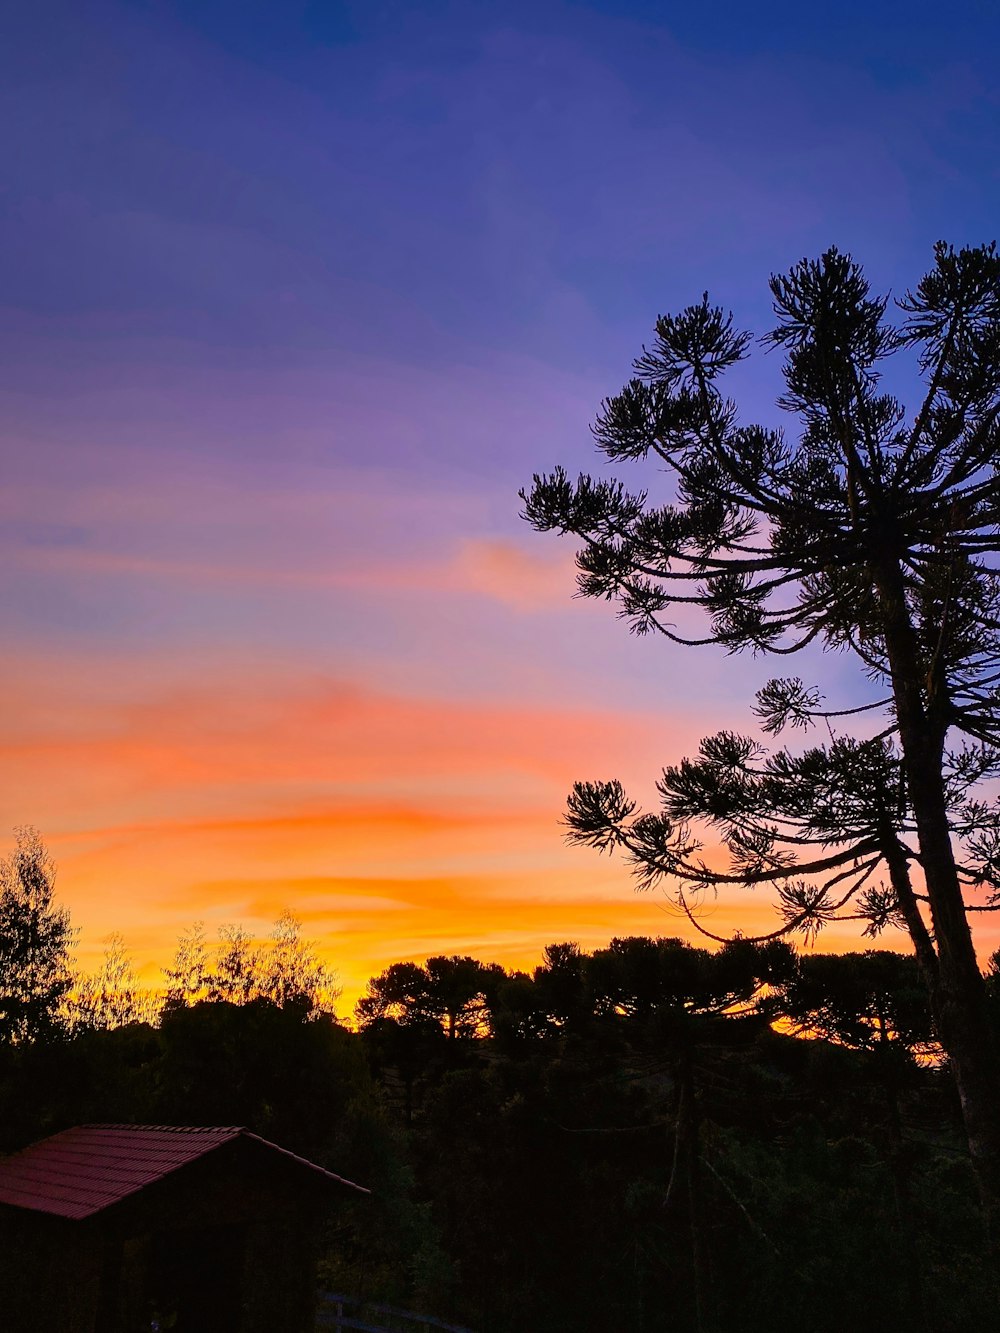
[0, 1123, 368, 1332]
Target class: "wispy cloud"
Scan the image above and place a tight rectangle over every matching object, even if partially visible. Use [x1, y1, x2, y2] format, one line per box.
[8, 529, 578, 609]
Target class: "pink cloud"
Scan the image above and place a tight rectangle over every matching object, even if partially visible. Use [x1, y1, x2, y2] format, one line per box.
[9, 531, 577, 609]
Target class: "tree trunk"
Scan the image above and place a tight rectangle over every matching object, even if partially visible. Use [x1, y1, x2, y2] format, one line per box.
[677, 1038, 714, 1333]
[908, 744, 1000, 1198]
[879, 1057, 931, 1333]
[876, 559, 1000, 1253]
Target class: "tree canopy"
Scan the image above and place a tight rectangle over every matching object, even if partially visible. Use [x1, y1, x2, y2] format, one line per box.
[0, 908, 990, 1332]
[356, 955, 503, 1042]
[0, 828, 74, 1043]
[163, 912, 338, 1017]
[522, 243, 1000, 1242]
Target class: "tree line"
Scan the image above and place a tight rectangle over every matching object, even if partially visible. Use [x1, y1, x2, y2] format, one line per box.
[0, 826, 336, 1038]
[0, 823, 946, 1059]
[4, 825, 1000, 1328]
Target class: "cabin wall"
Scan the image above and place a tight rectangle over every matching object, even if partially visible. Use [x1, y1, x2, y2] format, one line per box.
[0, 1140, 346, 1333]
[0, 1207, 102, 1333]
[98, 1142, 331, 1332]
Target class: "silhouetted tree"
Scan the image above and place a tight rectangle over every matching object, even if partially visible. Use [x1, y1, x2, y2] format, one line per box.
[532, 941, 589, 1032]
[586, 935, 791, 1026]
[615, 937, 793, 1333]
[162, 920, 208, 1008]
[358, 1015, 446, 1125]
[206, 923, 260, 1004]
[156, 998, 360, 1152]
[777, 949, 935, 1056]
[356, 962, 430, 1028]
[484, 969, 550, 1047]
[523, 243, 1000, 1236]
[573, 732, 920, 938]
[73, 933, 153, 1030]
[0, 828, 74, 1043]
[426, 955, 504, 1042]
[196, 914, 336, 1014]
[772, 950, 939, 1329]
[357, 956, 501, 1042]
[258, 909, 338, 1015]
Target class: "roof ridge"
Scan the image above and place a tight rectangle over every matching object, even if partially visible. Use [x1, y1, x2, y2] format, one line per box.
[80, 1124, 247, 1134]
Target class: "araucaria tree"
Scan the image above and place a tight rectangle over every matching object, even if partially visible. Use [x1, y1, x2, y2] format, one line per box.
[522, 244, 1000, 1241]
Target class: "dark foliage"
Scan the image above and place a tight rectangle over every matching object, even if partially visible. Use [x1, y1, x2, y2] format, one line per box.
[0, 936, 995, 1329]
[0, 828, 74, 1044]
[0, 838, 991, 1329]
[522, 243, 1000, 1240]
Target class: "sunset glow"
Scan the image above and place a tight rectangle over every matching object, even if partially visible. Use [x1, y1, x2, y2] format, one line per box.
[5, 0, 1000, 1014]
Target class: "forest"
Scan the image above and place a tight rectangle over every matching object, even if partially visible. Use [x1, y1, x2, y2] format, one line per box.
[1, 827, 997, 1333]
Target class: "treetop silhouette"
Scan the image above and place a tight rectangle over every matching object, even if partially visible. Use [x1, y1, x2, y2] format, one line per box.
[522, 242, 1000, 1246]
[0, 827, 74, 1043]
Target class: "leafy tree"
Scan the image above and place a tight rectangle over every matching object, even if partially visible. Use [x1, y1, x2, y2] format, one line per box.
[206, 923, 261, 1004]
[776, 949, 935, 1057]
[73, 933, 153, 1030]
[522, 243, 1000, 1237]
[257, 909, 338, 1015]
[0, 827, 74, 1043]
[162, 920, 209, 1008]
[531, 941, 590, 1032]
[357, 956, 502, 1043]
[197, 914, 336, 1014]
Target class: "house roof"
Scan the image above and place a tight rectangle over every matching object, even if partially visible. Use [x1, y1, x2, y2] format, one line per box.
[0, 1124, 368, 1220]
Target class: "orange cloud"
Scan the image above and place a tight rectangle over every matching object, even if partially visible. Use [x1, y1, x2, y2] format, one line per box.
[0, 654, 761, 1009]
[2, 656, 950, 1016]
[451, 538, 579, 610]
[0, 660, 696, 829]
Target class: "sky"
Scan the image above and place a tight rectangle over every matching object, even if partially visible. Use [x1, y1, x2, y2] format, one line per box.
[3, 0, 1000, 1011]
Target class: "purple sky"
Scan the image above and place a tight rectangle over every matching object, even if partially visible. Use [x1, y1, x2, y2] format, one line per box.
[3, 0, 1000, 1001]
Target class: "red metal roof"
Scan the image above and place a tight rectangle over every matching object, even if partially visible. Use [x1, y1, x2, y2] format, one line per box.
[0, 1124, 368, 1220]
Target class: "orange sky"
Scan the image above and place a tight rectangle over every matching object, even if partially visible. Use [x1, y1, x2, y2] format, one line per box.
[4, 431, 854, 1018]
[1, 646, 935, 1016]
[7, 442, 1000, 1018]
